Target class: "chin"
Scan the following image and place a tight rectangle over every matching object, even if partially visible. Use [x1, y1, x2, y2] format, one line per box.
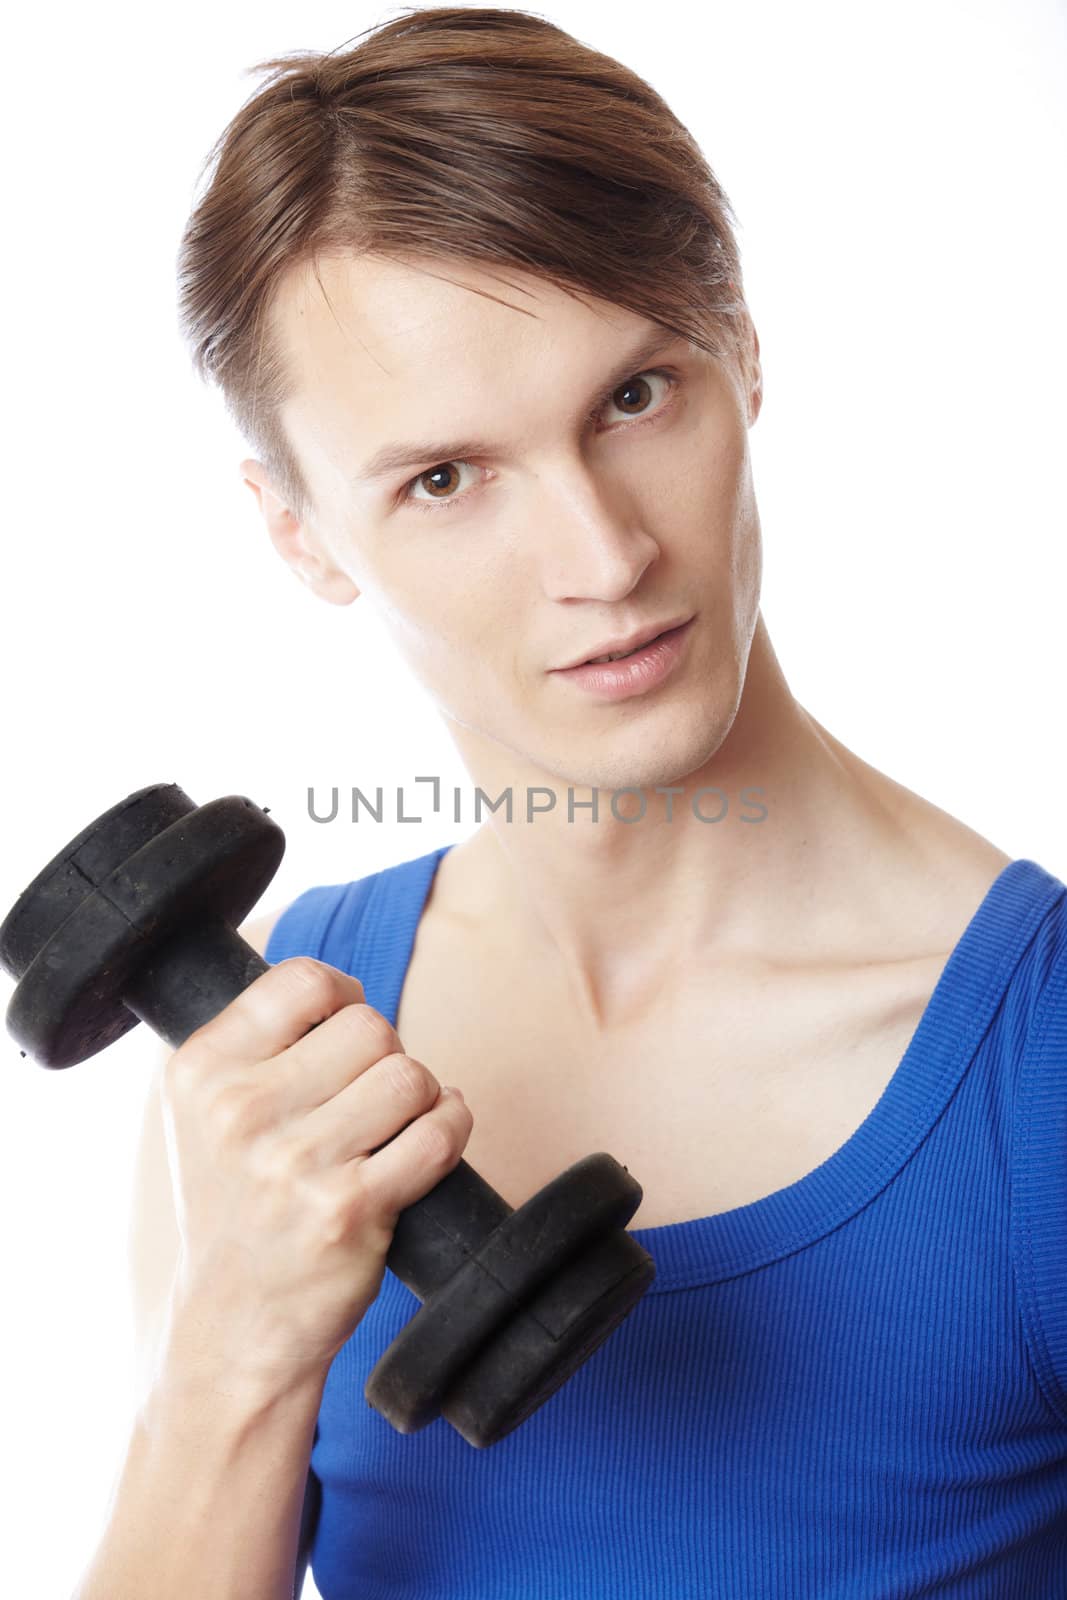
[539, 726, 721, 803]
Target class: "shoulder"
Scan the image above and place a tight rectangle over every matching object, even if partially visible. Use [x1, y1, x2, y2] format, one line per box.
[1025, 875, 1067, 1041]
[1007, 857, 1067, 1426]
[250, 845, 452, 966]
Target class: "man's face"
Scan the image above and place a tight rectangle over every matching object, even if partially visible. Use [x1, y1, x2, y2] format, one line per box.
[264, 250, 763, 794]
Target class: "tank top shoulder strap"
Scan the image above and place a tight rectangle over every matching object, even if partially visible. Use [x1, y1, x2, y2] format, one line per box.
[1011, 868, 1067, 1427]
[263, 843, 454, 1027]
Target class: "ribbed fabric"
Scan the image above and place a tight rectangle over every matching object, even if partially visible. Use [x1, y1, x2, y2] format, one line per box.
[266, 849, 1067, 1599]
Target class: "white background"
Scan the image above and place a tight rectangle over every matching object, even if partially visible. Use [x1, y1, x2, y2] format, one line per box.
[1, 2, 1064, 1595]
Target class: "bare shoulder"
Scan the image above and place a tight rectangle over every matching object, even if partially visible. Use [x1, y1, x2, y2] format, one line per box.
[889, 807, 1015, 963]
[919, 817, 1014, 915]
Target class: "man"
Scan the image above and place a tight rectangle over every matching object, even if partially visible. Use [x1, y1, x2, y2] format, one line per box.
[238, 242, 1014, 1226]
[101, 9, 1067, 1598]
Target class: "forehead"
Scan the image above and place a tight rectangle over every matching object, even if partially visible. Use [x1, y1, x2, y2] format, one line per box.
[270, 252, 673, 496]
[273, 250, 629, 388]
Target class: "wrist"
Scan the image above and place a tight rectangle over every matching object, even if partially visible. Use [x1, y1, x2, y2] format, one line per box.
[152, 1283, 331, 1422]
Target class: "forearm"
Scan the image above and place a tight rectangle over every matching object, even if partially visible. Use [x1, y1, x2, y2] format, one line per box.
[71, 1339, 326, 1600]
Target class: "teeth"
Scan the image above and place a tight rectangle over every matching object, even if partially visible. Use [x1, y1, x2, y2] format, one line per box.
[588, 638, 654, 665]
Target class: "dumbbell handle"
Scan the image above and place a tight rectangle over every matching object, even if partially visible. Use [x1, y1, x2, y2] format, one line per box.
[123, 910, 512, 1299]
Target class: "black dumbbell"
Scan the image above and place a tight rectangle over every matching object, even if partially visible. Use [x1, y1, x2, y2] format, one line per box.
[0, 783, 656, 1448]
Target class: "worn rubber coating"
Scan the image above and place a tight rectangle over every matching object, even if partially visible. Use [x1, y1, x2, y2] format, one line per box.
[443, 1229, 658, 1446]
[364, 1152, 647, 1438]
[0, 784, 284, 1068]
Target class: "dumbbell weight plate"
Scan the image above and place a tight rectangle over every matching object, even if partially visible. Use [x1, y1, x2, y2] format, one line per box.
[365, 1152, 650, 1441]
[443, 1224, 657, 1447]
[1, 785, 283, 1068]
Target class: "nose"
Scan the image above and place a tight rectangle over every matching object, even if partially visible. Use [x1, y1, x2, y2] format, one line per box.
[535, 461, 661, 603]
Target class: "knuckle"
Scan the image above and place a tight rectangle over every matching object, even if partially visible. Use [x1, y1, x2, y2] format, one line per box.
[385, 1052, 435, 1102]
[209, 1082, 270, 1146]
[320, 1207, 349, 1249]
[274, 1130, 319, 1178]
[278, 956, 341, 1009]
[318, 1177, 367, 1246]
[347, 1004, 399, 1057]
[414, 1115, 454, 1166]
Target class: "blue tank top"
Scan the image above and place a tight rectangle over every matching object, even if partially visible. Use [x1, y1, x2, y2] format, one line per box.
[266, 848, 1067, 1598]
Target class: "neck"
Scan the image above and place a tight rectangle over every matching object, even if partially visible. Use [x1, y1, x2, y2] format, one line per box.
[436, 611, 940, 1032]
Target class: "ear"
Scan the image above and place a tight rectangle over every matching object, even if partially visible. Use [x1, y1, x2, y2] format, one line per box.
[741, 313, 763, 428]
[239, 459, 359, 605]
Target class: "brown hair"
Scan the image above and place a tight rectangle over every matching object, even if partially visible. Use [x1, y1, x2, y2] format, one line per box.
[176, 5, 750, 525]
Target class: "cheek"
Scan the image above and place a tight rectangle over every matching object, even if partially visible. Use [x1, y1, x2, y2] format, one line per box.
[390, 579, 506, 680]
[427, 549, 522, 647]
[661, 420, 749, 549]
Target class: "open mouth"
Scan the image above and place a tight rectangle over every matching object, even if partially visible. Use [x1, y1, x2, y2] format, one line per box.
[580, 619, 690, 666]
[547, 617, 695, 694]
[585, 636, 665, 665]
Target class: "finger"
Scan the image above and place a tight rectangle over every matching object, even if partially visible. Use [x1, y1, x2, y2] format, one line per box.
[350, 1085, 473, 1220]
[180, 957, 366, 1073]
[268, 1002, 407, 1116]
[292, 1047, 442, 1157]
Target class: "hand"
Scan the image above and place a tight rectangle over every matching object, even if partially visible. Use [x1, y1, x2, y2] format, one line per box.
[156, 957, 473, 1392]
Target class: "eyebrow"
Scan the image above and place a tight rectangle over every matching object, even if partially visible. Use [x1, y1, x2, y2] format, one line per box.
[352, 327, 684, 484]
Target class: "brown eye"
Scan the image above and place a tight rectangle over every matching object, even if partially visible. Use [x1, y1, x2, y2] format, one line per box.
[400, 369, 678, 515]
[417, 463, 463, 501]
[612, 375, 655, 416]
[600, 370, 676, 424]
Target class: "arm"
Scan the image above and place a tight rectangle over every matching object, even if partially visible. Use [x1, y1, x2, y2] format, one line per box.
[74, 905, 326, 1600]
[75, 900, 475, 1600]
[72, 1332, 327, 1600]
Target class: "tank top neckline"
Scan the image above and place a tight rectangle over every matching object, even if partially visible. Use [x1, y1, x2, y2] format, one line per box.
[374, 846, 1064, 1292]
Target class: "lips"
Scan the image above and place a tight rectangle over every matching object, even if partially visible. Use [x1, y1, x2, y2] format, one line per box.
[586, 635, 661, 664]
[556, 615, 691, 672]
